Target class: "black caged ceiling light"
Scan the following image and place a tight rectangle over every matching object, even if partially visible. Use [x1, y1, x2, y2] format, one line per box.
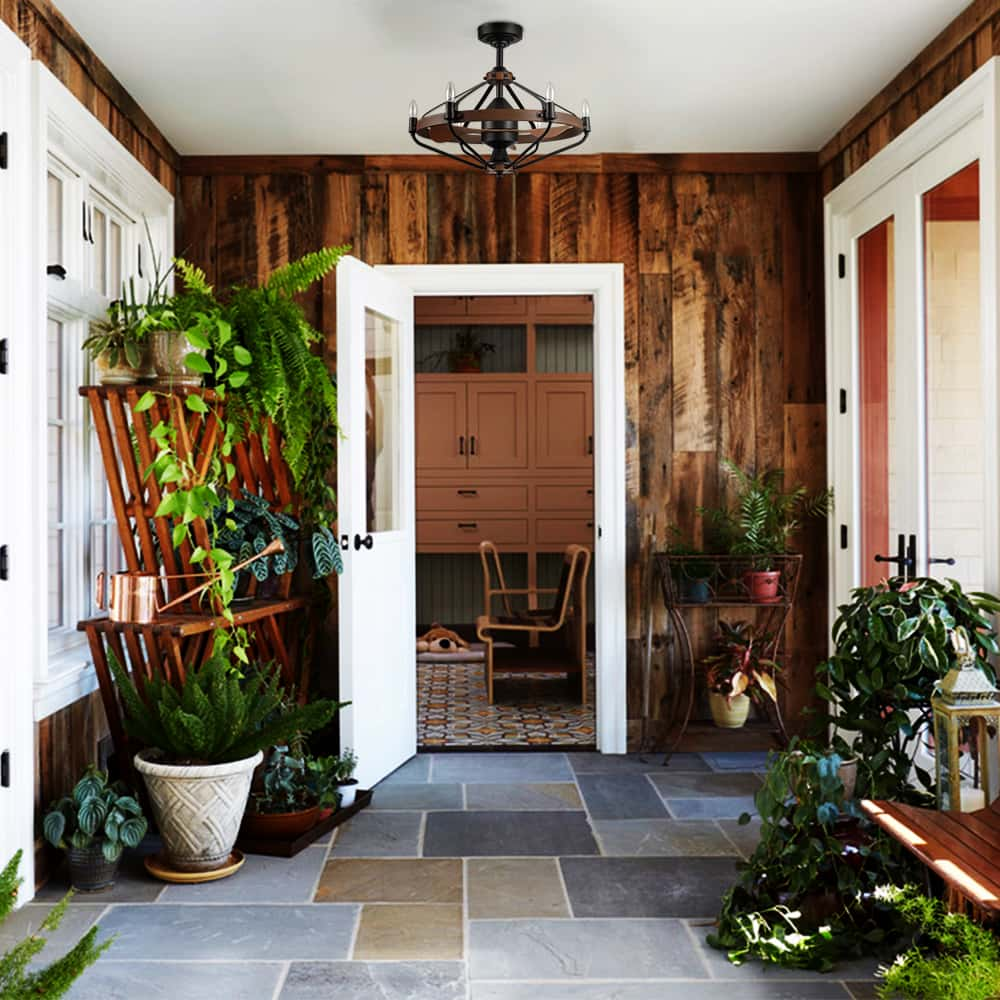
[408, 21, 591, 177]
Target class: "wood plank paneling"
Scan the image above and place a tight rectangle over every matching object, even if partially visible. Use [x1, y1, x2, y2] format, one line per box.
[177, 155, 827, 751]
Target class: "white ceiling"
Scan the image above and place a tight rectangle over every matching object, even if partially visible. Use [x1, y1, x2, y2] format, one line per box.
[56, 0, 972, 155]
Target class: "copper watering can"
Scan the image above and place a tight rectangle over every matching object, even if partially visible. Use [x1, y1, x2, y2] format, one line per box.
[96, 539, 285, 625]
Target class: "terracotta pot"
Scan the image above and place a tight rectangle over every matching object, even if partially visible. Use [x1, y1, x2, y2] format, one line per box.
[241, 804, 321, 840]
[744, 570, 781, 603]
[150, 329, 205, 387]
[709, 692, 750, 728]
[135, 749, 261, 872]
[67, 845, 120, 892]
[451, 353, 481, 373]
[94, 349, 141, 386]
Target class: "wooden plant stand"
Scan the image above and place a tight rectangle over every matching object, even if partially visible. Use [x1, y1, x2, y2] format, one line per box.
[77, 385, 307, 779]
[652, 553, 802, 760]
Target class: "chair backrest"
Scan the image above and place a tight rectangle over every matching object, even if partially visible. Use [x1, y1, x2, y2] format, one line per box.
[550, 544, 591, 628]
[479, 541, 515, 617]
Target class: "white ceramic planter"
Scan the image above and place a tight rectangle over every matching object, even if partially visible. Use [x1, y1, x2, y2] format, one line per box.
[94, 349, 141, 385]
[150, 329, 204, 387]
[135, 749, 262, 872]
[337, 781, 358, 808]
[709, 692, 751, 728]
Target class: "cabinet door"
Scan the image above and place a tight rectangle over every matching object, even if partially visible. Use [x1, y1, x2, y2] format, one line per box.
[467, 381, 528, 470]
[535, 380, 594, 469]
[416, 382, 468, 470]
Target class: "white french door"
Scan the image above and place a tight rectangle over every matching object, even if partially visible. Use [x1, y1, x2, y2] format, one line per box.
[336, 256, 416, 789]
[830, 111, 997, 605]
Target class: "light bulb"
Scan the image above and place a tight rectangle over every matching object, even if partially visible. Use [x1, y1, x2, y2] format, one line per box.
[446, 81, 456, 102]
[408, 100, 418, 119]
[545, 82, 555, 103]
[582, 99, 591, 119]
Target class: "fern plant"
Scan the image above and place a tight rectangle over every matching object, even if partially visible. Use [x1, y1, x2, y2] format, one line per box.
[107, 648, 346, 764]
[701, 459, 833, 566]
[0, 851, 110, 998]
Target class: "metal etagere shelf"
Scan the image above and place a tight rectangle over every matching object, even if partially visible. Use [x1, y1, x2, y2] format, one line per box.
[652, 553, 803, 760]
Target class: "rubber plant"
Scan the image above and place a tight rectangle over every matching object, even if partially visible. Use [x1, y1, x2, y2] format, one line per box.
[0, 851, 110, 998]
[816, 575, 1000, 801]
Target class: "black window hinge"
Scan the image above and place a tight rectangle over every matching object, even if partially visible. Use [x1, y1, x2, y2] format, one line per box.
[0, 338, 7, 375]
[839, 388, 847, 414]
[0, 544, 8, 581]
[840, 524, 849, 550]
[838, 253, 846, 279]
[1, 750, 9, 788]
[0, 132, 7, 170]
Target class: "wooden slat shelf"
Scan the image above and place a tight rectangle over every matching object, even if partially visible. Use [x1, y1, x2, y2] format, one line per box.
[78, 597, 306, 637]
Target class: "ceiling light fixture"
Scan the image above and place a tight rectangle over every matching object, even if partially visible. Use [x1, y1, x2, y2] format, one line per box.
[408, 21, 591, 177]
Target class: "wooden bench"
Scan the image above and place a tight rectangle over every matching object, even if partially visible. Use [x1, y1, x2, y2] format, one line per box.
[862, 797, 1000, 921]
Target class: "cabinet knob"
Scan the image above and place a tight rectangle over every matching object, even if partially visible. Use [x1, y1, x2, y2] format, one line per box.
[458, 435, 465, 455]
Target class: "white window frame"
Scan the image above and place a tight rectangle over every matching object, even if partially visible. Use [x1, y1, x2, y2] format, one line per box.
[29, 63, 174, 719]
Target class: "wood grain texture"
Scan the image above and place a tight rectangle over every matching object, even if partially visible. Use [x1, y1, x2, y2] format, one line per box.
[176, 158, 827, 750]
[819, 0, 1000, 192]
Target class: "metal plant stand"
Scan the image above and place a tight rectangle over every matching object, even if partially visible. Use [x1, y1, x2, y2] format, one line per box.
[652, 553, 802, 762]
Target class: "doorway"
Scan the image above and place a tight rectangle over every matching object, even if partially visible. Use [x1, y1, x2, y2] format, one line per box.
[413, 293, 596, 748]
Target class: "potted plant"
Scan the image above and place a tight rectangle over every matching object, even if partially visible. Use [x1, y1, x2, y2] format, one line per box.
[305, 755, 344, 820]
[331, 748, 359, 807]
[107, 649, 344, 873]
[42, 765, 148, 892]
[82, 300, 146, 385]
[664, 525, 715, 604]
[816, 576, 1000, 802]
[422, 328, 496, 373]
[701, 620, 779, 728]
[242, 747, 321, 838]
[701, 460, 832, 603]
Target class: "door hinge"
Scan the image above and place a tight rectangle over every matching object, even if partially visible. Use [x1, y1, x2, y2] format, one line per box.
[0, 132, 7, 170]
[0, 338, 7, 375]
[839, 388, 847, 414]
[838, 253, 846, 279]
[0, 751, 9, 788]
[0, 544, 8, 581]
[840, 524, 848, 550]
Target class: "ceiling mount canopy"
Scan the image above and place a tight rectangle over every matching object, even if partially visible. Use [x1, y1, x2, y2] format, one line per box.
[408, 21, 591, 177]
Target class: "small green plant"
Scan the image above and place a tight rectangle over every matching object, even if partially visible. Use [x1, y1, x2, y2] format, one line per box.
[214, 489, 301, 586]
[816, 576, 1000, 801]
[42, 766, 147, 863]
[107, 649, 346, 765]
[332, 748, 358, 783]
[0, 851, 110, 998]
[701, 459, 832, 565]
[82, 300, 145, 370]
[422, 328, 496, 371]
[304, 755, 342, 809]
[702, 620, 779, 707]
[876, 886, 1000, 1000]
[253, 748, 312, 814]
[664, 524, 715, 580]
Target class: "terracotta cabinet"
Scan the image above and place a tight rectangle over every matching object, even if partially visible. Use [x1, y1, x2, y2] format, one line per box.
[415, 383, 467, 471]
[535, 381, 594, 469]
[468, 382, 529, 470]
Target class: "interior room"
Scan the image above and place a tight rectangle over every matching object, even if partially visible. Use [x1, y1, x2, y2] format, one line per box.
[1, 2, 1000, 998]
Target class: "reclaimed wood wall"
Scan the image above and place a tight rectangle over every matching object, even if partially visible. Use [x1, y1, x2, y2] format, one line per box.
[820, 0, 1000, 193]
[177, 153, 828, 750]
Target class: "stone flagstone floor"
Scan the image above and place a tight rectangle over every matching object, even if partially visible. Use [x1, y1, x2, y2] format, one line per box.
[7, 751, 883, 999]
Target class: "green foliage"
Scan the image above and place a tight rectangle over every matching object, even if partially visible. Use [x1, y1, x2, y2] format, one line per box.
[214, 489, 301, 583]
[107, 648, 346, 764]
[700, 459, 833, 566]
[43, 766, 147, 863]
[876, 886, 1000, 1000]
[331, 747, 358, 782]
[82, 300, 145, 369]
[0, 851, 111, 998]
[816, 576, 1000, 801]
[709, 744, 904, 971]
[702, 619, 780, 706]
[663, 524, 715, 580]
[253, 747, 311, 814]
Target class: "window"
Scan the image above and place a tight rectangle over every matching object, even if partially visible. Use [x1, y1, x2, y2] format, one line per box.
[34, 63, 174, 716]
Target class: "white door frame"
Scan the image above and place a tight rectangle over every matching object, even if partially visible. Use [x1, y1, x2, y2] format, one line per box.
[378, 263, 628, 754]
[824, 57, 1000, 621]
[0, 21, 34, 892]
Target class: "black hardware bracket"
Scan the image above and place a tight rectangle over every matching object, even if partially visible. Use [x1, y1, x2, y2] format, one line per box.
[0, 132, 7, 171]
[0, 337, 7, 375]
[0, 544, 8, 581]
[353, 533, 374, 551]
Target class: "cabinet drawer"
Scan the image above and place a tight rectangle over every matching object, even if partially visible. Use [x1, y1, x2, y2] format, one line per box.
[536, 517, 594, 546]
[536, 484, 593, 512]
[417, 484, 529, 512]
[466, 295, 526, 317]
[417, 518, 529, 547]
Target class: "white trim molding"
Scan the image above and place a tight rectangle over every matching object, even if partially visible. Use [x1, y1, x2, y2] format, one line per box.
[377, 263, 628, 754]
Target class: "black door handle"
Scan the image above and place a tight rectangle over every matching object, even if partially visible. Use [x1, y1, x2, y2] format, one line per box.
[469, 435, 477, 456]
[874, 533, 915, 578]
[929, 556, 956, 566]
[353, 533, 373, 551]
[587, 434, 593, 455]
[0, 544, 8, 581]
[458, 436, 465, 455]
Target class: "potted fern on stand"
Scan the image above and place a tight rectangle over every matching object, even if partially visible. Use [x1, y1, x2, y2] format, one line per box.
[702, 460, 832, 603]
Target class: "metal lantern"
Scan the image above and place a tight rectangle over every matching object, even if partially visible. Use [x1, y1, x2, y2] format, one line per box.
[931, 627, 1000, 812]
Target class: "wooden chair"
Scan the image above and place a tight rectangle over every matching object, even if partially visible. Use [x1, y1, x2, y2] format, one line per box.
[862, 796, 1000, 921]
[476, 541, 591, 705]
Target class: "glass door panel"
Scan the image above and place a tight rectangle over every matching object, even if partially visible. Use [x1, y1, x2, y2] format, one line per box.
[858, 217, 904, 586]
[365, 308, 400, 534]
[921, 161, 984, 590]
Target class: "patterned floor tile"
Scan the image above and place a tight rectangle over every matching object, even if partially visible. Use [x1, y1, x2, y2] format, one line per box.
[353, 903, 463, 960]
[316, 858, 462, 903]
[424, 810, 598, 856]
[467, 858, 570, 918]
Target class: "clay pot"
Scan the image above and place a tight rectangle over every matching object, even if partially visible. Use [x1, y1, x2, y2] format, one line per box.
[709, 692, 750, 728]
[451, 353, 481, 373]
[67, 845, 120, 892]
[744, 570, 782, 603]
[150, 330, 205, 387]
[241, 805, 321, 840]
[135, 749, 261, 872]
